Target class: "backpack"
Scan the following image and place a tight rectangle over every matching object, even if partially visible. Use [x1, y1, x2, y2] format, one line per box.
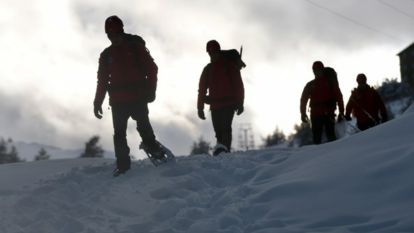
[310, 67, 339, 109]
[220, 47, 246, 70]
[324, 67, 338, 87]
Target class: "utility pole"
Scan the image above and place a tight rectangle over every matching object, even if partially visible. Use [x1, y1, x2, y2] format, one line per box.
[238, 123, 255, 151]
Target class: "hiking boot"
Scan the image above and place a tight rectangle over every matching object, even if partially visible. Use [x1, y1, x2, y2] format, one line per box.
[213, 144, 229, 156]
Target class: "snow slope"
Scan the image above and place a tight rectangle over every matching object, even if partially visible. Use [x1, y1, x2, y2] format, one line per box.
[1, 108, 414, 233]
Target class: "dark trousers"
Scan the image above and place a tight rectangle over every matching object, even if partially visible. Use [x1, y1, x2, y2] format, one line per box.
[111, 102, 156, 170]
[211, 107, 235, 150]
[311, 115, 336, 144]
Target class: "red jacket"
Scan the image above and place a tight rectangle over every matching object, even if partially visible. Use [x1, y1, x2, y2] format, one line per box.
[198, 55, 244, 110]
[345, 85, 387, 124]
[300, 75, 344, 117]
[94, 33, 158, 106]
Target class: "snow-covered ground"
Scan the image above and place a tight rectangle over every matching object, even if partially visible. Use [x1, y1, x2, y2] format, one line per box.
[1, 107, 414, 233]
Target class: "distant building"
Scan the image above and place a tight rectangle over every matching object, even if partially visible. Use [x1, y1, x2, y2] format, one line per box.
[398, 42, 414, 89]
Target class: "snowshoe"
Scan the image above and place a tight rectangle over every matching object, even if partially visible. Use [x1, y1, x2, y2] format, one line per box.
[139, 141, 175, 166]
[213, 144, 229, 156]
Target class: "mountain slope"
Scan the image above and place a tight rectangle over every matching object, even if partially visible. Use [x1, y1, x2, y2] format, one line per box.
[1, 107, 414, 233]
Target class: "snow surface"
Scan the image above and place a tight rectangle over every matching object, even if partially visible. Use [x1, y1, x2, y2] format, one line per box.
[1, 107, 414, 233]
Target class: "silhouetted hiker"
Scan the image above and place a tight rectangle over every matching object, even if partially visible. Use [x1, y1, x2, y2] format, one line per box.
[93, 15, 163, 176]
[345, 73, 388, 131]
[300, 61, 345, 144]
[197, 40, 245, 155]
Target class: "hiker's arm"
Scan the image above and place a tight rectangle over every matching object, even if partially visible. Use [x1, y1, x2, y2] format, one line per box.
[138, 43, 158, 93]
[300, 83, 311, 116]
[345, 94, 354, 118]
[376, 91, 388, 121]
[94, 52, 109, 107]
[197, 66, 209, 111]
[336, 86, 345, 115]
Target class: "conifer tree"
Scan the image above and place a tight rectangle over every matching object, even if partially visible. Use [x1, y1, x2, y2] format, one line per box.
[190, 137, 211, 155]
[288, 123, 313, 147]
[80, 136, 104, 158]
[0, 137, 23, 164]
[263, 127, 286, 148]
[35, 147, 51, 161]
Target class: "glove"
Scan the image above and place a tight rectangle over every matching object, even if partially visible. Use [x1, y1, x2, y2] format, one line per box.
[236, 105, 244, 115]
[198, 109, 206, 120]
[344, 115, 352, 121]
[337, 113, 344, 123]
[301, 114, 309, 123]
[94, 105, 103, 119]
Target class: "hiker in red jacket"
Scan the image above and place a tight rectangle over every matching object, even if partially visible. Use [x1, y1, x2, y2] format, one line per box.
[197, 40, 245, 155]
[300, 61, 345, 144]
[345, 73, 388, 131]
[93, 16, 163, 176]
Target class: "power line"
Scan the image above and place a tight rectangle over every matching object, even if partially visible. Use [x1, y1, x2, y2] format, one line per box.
[377, 0, 414, 21]
[304, 0, 404, 42]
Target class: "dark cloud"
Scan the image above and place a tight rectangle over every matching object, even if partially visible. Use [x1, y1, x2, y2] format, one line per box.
[0, 91, 58, 144]
[240, 1, 412, 51]
[0, 89, 115, 152]
[72, 0, 412, 62]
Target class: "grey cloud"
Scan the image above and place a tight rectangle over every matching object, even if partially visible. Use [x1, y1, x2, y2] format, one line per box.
[0, 91, 57, 143]
[68, 0, 414, 60]
[239, 1, 411, 51]
[0, 90, 105, 150]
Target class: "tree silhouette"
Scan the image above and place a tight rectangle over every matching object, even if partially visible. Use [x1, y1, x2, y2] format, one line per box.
[288, 123, 313, 147]
[263, 127, 286, 148]
[35, 147, 51, 161]
[190, 137, 211, 155]
[0, 137, 23, 164]
[80, 136, 104, 158]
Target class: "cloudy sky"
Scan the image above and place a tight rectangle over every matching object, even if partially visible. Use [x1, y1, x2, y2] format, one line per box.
[1, 0, 413, 157]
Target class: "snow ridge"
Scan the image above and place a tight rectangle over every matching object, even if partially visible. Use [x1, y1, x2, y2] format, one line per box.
[1, 109, 414, 233]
